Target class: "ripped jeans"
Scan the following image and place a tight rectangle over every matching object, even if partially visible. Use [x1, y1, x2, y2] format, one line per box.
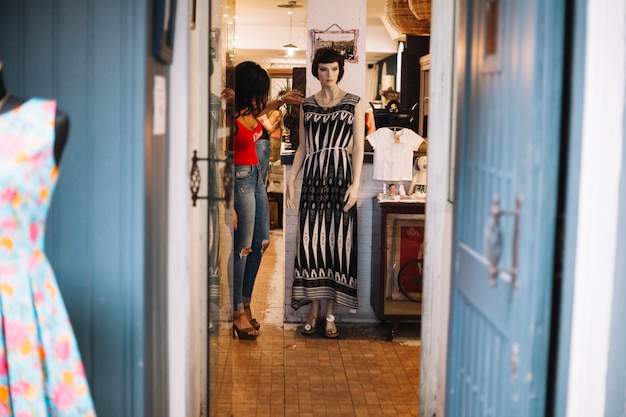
[233, 164, 270, 311]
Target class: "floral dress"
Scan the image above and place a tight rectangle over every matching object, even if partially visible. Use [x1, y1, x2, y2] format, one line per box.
[0, 99, 96, 416]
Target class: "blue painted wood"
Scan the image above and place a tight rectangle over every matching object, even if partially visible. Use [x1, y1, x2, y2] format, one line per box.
[0, 1, 147, 416]
[447, 0, 566, 415]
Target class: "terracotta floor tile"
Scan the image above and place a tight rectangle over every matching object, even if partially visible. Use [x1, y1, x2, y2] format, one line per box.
[214, 229, 420, 416]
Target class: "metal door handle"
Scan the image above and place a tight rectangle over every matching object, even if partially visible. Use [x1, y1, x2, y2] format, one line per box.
[190, 150, 232, 207]
[484, 195, 521, 287]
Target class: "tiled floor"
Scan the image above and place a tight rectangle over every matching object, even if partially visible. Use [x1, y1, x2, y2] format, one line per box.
[213, 230, 421, 417]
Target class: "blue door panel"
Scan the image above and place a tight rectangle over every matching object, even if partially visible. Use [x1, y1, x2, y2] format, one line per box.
[0, 1, 148, 416]
[456, 245, 514, 334]
[447, 0, 566, 415]
[448, 292, 509, 416]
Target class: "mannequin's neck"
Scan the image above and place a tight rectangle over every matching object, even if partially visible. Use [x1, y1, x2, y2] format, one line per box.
[321, 85, 339, 95]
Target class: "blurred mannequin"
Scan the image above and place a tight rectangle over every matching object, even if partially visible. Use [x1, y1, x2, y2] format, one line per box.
[0, 61, 96, 415]
[0, 61, 69, 164]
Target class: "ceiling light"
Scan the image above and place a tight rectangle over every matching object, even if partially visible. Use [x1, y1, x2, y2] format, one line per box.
[278, 1, 301, 52]
[277, 1, 303, 10]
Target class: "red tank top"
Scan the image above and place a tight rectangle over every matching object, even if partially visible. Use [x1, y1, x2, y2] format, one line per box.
[234, 119, 263, 165]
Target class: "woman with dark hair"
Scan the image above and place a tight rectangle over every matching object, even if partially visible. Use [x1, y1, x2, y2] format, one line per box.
[231, 61, 302, 339]
[286, 48, 365, 338]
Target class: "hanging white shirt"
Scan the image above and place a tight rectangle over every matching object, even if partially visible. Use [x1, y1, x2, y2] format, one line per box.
[366, 127, 424, 181]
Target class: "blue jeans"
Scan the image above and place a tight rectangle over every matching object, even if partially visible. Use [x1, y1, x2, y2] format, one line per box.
[255, 138, 271, 187]
[233, 164, 270, 311]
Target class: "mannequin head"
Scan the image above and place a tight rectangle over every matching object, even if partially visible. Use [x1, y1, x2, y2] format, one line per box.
[311, 48, 345, 82]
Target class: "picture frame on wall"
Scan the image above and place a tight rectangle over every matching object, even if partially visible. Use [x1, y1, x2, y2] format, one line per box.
[310, 26, 359, 63]
[152, 0, 177, 64]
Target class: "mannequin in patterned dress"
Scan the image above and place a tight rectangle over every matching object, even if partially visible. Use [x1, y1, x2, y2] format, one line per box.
[0, 62, 97, 416]
[286, 48, 364, 338]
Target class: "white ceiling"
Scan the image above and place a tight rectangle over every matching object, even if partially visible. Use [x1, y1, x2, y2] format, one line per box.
[230, 0, 398, 70]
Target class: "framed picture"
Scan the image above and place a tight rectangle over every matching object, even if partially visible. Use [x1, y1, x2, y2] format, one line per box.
[384, 215, 425, 301]
[310, 27, 359, 63]
[152, 0, 177, 64]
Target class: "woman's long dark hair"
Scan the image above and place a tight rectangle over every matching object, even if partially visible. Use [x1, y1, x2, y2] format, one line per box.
[234, 61, 271, 118]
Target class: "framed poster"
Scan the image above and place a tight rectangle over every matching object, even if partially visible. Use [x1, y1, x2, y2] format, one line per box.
[387, 217, 425, 301]
[152, 0, 177, 64]
[310, 26, 359, 63]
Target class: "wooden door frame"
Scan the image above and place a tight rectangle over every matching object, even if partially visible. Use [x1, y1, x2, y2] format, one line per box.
[418, 0, 458, 416]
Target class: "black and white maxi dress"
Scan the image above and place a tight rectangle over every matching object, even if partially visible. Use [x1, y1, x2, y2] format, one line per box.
[291, 93, 360, 310]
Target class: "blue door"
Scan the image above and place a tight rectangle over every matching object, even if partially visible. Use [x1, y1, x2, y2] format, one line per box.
[446, 0, 566, 415]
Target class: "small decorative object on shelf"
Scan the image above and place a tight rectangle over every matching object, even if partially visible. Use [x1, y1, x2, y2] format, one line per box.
[409, 155, 428, 202]
[379, 86, 400, 106]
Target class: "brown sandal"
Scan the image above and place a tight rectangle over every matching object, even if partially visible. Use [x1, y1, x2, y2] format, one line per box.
[301, 315, 322, 335]
[232, 310, 258, 340]
[244, 304, 261, 331]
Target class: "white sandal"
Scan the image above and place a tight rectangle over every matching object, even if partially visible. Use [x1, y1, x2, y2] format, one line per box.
[325, 315, 340, 338]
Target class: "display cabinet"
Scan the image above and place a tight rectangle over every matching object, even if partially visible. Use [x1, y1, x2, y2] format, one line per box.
[371, 198, 425, 341]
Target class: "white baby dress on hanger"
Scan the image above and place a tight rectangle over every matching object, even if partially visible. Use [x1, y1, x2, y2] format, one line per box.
[366, 127, 424, 181]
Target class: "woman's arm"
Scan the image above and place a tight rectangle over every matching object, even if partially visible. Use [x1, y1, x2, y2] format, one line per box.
[257, 111, 281, 134]
[221, 87, 303, 116]
[258, 89, 304, 117]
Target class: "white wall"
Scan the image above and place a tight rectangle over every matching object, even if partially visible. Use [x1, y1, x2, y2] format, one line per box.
[367, 24, 401, 55]
[167, 0, 199, 416]
[566, 0, 625, 416]
[305, 0, 367, 98]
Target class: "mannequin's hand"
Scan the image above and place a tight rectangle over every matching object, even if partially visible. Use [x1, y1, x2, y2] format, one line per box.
[233, 209, 238, 230]
[343, 185, 359, 212]
[286, 181, 297, 209]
